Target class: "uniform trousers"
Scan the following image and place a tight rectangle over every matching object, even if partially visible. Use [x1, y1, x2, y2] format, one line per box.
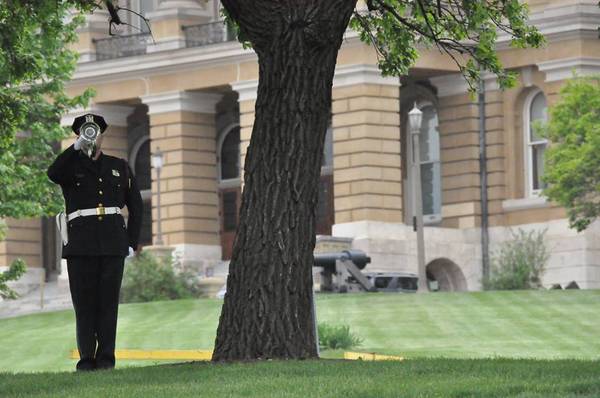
[67, 256, 125, 371]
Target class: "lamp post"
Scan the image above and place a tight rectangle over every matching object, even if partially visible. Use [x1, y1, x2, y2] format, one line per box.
[408, 104, 428, 293]
[151, 147, 164, 246]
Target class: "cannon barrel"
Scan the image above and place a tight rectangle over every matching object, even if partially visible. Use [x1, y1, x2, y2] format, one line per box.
[314, 249, 371, 271]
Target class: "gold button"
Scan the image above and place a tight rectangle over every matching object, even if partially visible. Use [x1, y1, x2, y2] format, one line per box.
[76, 182, 80, 186]
[98, 216, 103, 221]
[99, 190, 103, 195]
[99, 178, 103, 182]
[98, 203, 103, 207]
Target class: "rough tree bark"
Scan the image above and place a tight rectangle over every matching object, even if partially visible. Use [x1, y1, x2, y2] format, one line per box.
[212, 0, 358, 361]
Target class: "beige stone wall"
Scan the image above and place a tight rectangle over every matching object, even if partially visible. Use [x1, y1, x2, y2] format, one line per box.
[0, 218, 42, 269]
[332, 83, 402, 223]
[148, 110, 220, 246]
[431, 66, 579, 230]
[498, 70, 569, 227]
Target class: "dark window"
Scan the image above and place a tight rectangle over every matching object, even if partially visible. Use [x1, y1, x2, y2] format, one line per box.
[221, 127, 240, 180]
[139, 199, 152, 246]
[222, 191, 238, 232]
[135, 140, 151, 191]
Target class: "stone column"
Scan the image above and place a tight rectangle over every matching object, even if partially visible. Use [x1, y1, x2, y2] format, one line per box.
[330, 65, 402, 226]
[146, 0, 212, 52]
[142, 91, 222, 273]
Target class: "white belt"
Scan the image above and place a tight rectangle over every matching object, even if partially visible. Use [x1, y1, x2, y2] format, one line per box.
[67, 207, 121, 221]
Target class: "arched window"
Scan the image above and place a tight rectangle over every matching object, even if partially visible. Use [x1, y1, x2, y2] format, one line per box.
[317, 124, 334, 235]
[418, 104, 441, 221]
[129, 136, 152, 246]
[524, 90, 548, 196]
[220, 126, 240, 181]
[218, 125, 241, 260]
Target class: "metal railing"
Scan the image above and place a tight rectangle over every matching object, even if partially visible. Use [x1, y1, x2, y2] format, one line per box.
[91, 21, 236, 61]
[94, 32, 152, 61]
[182, 20, 236, 48]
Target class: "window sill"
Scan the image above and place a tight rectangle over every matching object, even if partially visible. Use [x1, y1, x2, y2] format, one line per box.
[502, 196, 549, 212]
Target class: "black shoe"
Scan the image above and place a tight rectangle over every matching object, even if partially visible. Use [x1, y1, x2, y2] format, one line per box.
[76, 358, 96, 372]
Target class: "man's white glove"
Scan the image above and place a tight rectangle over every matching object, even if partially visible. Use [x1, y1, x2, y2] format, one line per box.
[127, 246, 135, 258]
[73, 135, 87, 151]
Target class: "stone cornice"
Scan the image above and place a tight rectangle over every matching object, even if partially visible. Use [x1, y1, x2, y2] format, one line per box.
[496, 2, 600, 49]
[231, 80, 258, 102]
[333, 64, 400, 88]
[69, 33, 366, 88]
[537, 57, 600, 82]
[141, 91, 222, 114]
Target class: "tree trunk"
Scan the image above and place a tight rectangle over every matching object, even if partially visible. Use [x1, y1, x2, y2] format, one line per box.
[213, 0, 357, 361]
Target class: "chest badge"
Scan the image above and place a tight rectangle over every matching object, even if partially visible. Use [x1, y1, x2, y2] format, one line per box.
[112, 169, 120, 177]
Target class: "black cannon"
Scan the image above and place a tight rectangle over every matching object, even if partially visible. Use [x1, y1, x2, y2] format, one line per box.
[313, 249, 375, 293]
[313, 250, 371, 271]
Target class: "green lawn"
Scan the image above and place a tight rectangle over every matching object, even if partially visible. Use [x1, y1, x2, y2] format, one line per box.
[0, 290, 599, 374]
[2, 359, 600, 398]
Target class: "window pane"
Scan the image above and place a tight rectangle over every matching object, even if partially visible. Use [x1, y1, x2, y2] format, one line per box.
[221, 127, 240, 180]
[532, 144, 546, 190]
[421, 163, 434, 216]
[322, 125, 333, 167]
[419, 106, 439, 162]
[139, 198, 152, 246]
[139, 1, 156, 32]
[416, 105, 441, 217]
[530, 92, 547, 142]
[134, 140, 151, 191]
[222, 191, 237, 231]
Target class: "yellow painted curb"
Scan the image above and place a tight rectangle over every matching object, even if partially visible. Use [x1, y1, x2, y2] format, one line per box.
[69, 349, 401, 362]
[344, 351, 404, 361]
[70, 349, 213, 360]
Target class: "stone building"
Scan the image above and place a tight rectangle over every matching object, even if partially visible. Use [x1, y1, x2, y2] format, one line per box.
[2, 0, 600, 294]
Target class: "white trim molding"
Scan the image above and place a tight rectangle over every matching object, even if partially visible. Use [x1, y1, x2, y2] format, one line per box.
[146, 0, 211, 22]
[538, 57, 600, 82]
[142, 91, 222, 115]
[496, 2, 600, 48]
[333, 64, 400, 88]
[523, 88, 548, 197]
[231, 80, 258, 102]
[502, 196, 549, 212]
[60, 104, 134, 127]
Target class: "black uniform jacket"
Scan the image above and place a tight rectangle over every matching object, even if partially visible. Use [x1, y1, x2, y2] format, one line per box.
[47, 145, 143, 258]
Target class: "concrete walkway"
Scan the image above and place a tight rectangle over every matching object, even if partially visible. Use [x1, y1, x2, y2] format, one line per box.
[0, 280, 72, 320]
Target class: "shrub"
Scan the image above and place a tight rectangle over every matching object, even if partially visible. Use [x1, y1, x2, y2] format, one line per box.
[120, 251, 200, 303]
[0, 259, 26, 300]
[318, 322, 362, 350]
[0, 221, 27, 300]
[484, 228, 550, 290]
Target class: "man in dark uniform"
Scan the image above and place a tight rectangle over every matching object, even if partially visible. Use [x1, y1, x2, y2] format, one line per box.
[47, 113, 143, 371]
